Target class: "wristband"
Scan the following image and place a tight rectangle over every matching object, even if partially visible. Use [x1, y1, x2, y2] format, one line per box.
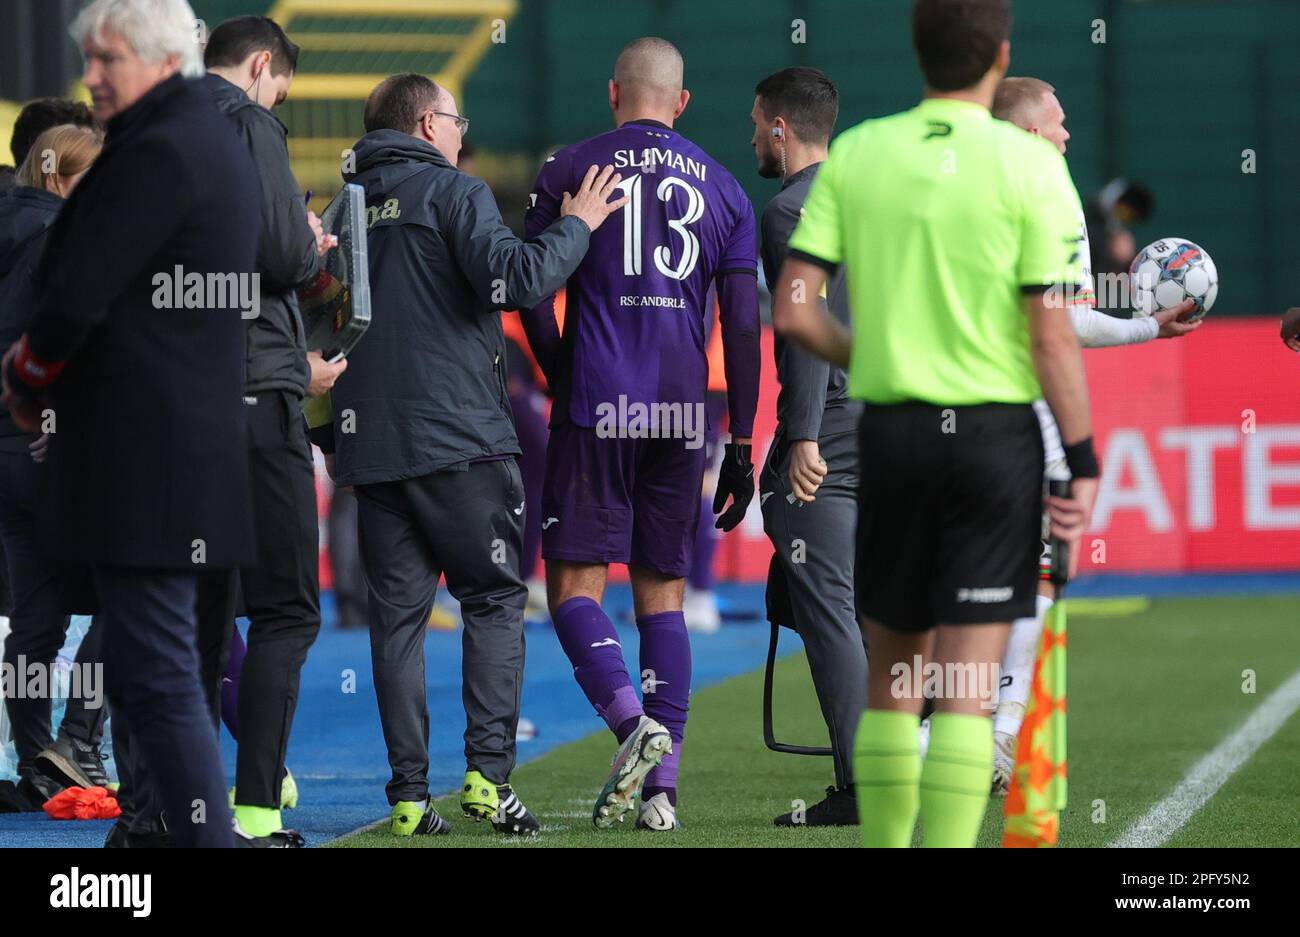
[1063, 436, 1100, 479]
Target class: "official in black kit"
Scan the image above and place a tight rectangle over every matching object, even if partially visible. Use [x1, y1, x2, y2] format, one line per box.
[751, 68, 867, 826]
[193, 16, 343, 846]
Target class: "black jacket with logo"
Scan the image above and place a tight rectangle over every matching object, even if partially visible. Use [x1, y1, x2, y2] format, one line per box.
[203, 73, 317, 397]
[327, 131, 591, 486]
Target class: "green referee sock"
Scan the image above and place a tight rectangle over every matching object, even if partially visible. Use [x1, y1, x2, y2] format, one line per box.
[853, 709, 921, 847]
[919, 712, 994, 848]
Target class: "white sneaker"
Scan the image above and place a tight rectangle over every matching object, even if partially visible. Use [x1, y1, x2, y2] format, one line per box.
[592, 715, 672, 829]
[991, 730, 1017, 796]
[683, 587, 721, 634]
[636, 791, 680, 831]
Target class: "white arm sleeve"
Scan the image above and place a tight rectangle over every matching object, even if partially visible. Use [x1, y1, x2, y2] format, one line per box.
[1069, 303, 1159, 348]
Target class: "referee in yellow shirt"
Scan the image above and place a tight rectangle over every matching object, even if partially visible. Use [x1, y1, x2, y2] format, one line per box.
[772, 0, 1100, 847]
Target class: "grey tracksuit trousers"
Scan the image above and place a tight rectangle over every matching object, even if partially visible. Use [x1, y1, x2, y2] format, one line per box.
[356, 458, 527, 804]
[760, 428, 868, 788]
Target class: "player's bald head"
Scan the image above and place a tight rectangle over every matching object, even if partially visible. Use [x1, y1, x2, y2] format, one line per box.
[992, 76, 1055, 126]
[613, 37, 683, 105]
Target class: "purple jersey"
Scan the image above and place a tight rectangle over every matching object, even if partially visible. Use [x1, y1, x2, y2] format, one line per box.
[523, 119, 759, 434]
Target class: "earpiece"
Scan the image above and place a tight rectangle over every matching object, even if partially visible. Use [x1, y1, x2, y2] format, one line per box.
[771, 126, 784, 139]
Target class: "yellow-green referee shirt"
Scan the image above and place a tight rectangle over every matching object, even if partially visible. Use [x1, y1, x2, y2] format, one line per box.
[787, 97, 1085, 406]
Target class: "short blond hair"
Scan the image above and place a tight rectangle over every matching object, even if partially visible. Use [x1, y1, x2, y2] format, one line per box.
[16, 124, 104, 190]
[992, 76, 1055, 124]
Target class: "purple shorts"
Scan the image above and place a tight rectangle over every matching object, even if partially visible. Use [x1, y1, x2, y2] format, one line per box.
[541, 420, 707, 578]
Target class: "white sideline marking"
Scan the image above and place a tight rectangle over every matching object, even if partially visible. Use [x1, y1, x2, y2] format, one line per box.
[1108, 666, 1300, 848]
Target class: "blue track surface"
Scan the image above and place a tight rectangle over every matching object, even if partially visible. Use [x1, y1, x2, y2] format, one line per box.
[0, 582, 798, 847]
[3, 572, 1297, 847]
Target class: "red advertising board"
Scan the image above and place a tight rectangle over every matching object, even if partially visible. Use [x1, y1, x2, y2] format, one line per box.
[1079, 318, 1300, 573]
[715, 318, 1300, 579]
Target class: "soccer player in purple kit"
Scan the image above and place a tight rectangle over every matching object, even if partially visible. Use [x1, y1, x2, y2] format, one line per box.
[521, 37, 761, 831]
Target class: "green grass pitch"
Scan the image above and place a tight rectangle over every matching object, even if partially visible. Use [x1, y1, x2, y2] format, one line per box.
[332, 595, 1300, 848]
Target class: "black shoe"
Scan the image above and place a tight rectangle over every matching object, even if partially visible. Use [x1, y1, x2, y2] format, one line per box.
[21, 763, 68, 805]
[773, 786, 859, 827]
[7, 775, 47, 812]
[34, 735, 110, 790]
[490, 786, 541, 837]
[104, 821, 129, 848]
[103, 821, 173, 848]
[234, 826, 306, 848]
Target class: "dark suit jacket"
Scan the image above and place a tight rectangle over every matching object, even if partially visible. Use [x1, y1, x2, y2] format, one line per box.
[22, 74, 262, 570]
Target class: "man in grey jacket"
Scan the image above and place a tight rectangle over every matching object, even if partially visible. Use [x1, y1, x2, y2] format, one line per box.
[315, 73, 624, 837]
[751, 67, 867, 827]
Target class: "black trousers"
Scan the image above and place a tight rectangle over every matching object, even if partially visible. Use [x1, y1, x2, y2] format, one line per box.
[96, 566, 233, 847]
[761, 428, 868, 788]
[116, 569, 233, 835]
[0, 447, 107, 772]
[118, 390, 320, 826]
[222, 390, 321, 807]
[356, 459, 527, 803]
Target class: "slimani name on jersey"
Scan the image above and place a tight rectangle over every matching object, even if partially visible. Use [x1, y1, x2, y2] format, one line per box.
[612, 146, 709, 182]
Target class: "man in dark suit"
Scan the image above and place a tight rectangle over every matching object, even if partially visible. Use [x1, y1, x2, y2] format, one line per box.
[0, 0, 261, 848]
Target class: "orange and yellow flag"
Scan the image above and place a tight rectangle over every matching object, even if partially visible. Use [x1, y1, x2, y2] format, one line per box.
[1003, 599, 1068, 847]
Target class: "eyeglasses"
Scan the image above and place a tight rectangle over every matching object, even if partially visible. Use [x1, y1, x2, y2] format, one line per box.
[430, 110, 470, 136]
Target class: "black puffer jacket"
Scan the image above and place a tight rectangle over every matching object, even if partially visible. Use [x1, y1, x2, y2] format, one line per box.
[203, 73, 317, 397]
[0, 185, 61, 450]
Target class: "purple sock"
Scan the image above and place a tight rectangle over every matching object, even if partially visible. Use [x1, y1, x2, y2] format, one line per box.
[221, 624, 245, 739]
[638, 611, 690, 796]
[553, 596, 642, 735]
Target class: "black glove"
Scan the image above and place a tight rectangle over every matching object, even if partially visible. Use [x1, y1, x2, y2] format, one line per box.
[712, 442, 754, 531]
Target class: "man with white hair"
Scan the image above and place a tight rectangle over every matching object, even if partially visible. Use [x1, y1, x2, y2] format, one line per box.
[0, 0, 263, 848]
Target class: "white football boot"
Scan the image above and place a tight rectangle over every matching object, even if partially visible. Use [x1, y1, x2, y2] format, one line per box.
[990, 702, 1024, 796]
[592, 715, 672, 829]
[636, 792, 680, 831]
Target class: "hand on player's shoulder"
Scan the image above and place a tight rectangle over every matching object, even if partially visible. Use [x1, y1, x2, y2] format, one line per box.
[560, 164, 628, 233]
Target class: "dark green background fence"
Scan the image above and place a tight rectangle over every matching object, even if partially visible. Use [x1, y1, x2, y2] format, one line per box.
[33, 0, 1300, 315]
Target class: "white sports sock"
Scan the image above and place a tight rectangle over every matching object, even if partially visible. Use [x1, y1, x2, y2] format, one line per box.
[994, 593, 1054, 737]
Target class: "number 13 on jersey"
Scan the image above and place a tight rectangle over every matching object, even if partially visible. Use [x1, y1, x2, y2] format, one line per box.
[614, 174, 705, 281]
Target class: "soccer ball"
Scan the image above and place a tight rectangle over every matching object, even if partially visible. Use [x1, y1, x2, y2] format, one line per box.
[1129, 237, 1218, 320]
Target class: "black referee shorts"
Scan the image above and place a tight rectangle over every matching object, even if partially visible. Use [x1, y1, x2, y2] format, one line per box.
[854, 401, 1043, 633]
